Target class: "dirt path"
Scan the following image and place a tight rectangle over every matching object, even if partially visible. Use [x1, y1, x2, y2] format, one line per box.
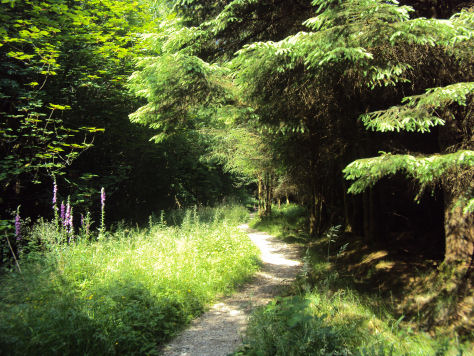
[160, 223, 303, 356]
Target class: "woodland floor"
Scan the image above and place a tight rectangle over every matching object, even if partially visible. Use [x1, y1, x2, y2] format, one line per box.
[321, 231, 474, 335]
[160, 223, 303, 356]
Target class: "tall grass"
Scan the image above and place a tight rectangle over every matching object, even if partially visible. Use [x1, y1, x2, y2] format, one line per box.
[0, 205, 259, 355]
[239, 283, 464, 355]
[237, 206, 470, 356]
[249, 204, 307, 239]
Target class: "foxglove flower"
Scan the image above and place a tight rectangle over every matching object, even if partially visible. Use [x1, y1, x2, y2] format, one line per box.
[65, 202, 71, 229]
[60, 202, 65, 224]
[68, 208, 73, 235]
[52, 181, 57, 205]
[15, 212, 21, 241]
[101, 187, 105, 208]
[100, 187, 106, 235]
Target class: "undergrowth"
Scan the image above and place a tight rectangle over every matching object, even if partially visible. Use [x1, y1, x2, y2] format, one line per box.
[237, 205, 472, 356]
[249, 204, 307, 240]
[0, 205, 259, 355]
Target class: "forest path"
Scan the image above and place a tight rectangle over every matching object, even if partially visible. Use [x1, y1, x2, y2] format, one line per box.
[160, 222, 303, 356]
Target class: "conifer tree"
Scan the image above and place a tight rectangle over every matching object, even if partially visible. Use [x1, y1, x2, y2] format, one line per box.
[129, 0, 473, 261]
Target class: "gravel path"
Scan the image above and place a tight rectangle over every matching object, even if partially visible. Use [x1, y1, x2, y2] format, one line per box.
[160, 223, 303, 356]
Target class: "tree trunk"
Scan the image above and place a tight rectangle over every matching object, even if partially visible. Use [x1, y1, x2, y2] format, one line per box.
[317, 196, 324, 234]
[444, 192, 474, 264]
[258, 175, 264, 216]
[309, 182, 318, 237]
[362, 188, 376, 242]
[342, 179, 352, 232]
[264, 171, 272, 216]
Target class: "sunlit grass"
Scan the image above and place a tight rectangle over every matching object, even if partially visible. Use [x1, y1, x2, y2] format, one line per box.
[249, 204, 307, 239]
[238, 205, 471, 356]
[0, 205, 259, 355]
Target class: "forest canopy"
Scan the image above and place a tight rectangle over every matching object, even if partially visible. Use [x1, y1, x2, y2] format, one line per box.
[1, 0, 473, 263]
[128, 0, 473, 262]
[0, 0, 473, 351]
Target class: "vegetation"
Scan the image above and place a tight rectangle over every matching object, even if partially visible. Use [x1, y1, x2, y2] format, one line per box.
[1, 0, 473, 354]
[240, 207, 472, 355]
[250, 204, 307, 240]
[126, 0, 473, 265]
[0, 205, 259, 355]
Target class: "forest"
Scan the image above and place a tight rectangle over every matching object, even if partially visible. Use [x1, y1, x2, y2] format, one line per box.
[0, 0, 473, 355]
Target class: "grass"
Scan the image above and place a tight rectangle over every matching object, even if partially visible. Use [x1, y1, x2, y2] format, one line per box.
[249, 204, 307, 241]
[237, 205, 472, 356]
[0, 205, 260, 356]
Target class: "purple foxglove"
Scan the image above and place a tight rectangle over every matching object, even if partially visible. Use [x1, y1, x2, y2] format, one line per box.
[53, 181, 57, 205]
[60, 202, 65, 223]
[15, 213, 21, 241]
[101, 187, 105, 208]
[65, 202, 70, 228]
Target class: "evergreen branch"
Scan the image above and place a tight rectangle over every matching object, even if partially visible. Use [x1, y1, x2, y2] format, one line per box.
[344, 150, 474, 194]
[362, 82, 474, 132]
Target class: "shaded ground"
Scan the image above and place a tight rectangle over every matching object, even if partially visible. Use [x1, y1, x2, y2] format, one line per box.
[160, 223, 303, 356]
[315, 231, 474, 336]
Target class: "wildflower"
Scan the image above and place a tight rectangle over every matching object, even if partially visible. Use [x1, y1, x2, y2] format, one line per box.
[101, 187, 105, 208]
[65, 202, 70, 228]
[100, 187, 106, 235]
[69, 207, 73, 234]
[83, 211, 91, 238]
[52, 180, 57, 205]
[60, 202, 65, 224]
[15, 210, 21, 241]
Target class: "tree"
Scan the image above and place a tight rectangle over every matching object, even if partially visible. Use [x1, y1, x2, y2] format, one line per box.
[0, 0, 160, 217]
[206, 124, 278, 215]
[128, 0, 473, 263]
[344, 82, 473, 262]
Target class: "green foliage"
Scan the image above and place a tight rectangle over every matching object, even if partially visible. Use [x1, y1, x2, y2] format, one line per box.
[129, 51, 231, 140]
[239, 288, 455, 355]
[1, 0, 241, 222]
[337, 5, 473, 213]
[128, 0, 473, 242]
[0, 205, 259, 355]
[464, 198, 474, 214]
[238, 296, 350, 356]
[206, 125, 274, 181]
[0, 0, 155, 186]
[344, 150, 474, 194]
[361, 82, 474, 133]
[249, 204, 308, 240]
[237, 221, 470, 355]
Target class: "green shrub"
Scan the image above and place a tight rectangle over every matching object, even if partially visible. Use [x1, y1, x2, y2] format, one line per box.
[239, 296, 350, 356]
[239, 287, 465, 356]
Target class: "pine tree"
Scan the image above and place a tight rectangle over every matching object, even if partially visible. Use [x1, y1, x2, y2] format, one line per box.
[129, 0, 473, 261]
